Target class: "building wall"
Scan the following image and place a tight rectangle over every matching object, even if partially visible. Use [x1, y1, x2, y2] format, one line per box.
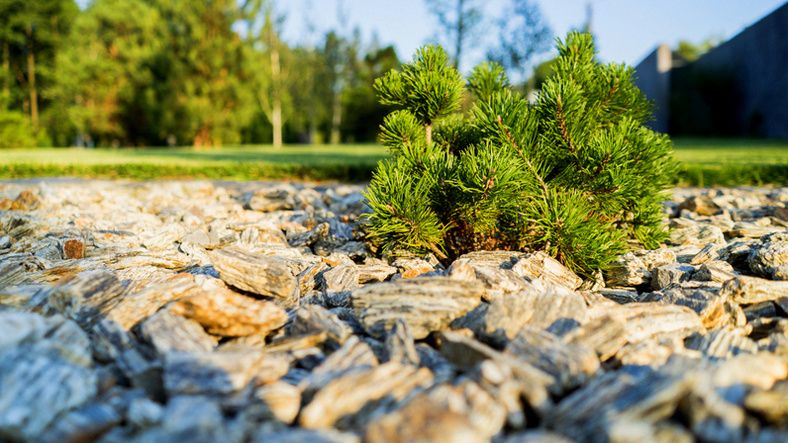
[635, 3, 788, 138]
[634, 44, 672, 133]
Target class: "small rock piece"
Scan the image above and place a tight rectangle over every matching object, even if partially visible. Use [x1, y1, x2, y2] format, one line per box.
[299, 362, 433, 429]
[62, 239, 86, 259]
[720, 276, 788, 305]
[210, 246, 298, 300]
[170, 282, 287, 337]
[352, 277, 484, 339]
[164, 348, 289, 395]
[512, 252, 582, 290]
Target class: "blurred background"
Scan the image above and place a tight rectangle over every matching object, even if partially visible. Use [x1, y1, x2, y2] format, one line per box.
[0, 0, 785, 185]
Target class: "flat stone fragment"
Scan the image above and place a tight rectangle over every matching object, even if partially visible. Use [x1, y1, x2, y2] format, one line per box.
[46, 269, 127, 329]
[562, 314, 628, 361]
[39, 402, 120, 443]
[693, 260, 736, 283]
[356, 262, 397, 284]
[685, 328, 758, 359]
[615, 303, 704, 344]
[351, 277, 484, 339]
[506, 327, 600, 392]
[455, 281, 588, 347]
[321, 264, 361, 292]
[749, 236, 788, 280]
[105, 273, 204, 330]
[690, 242, 726, 265]
[365, 393, 483, 443]
[138, 309, 218, 355]
[209, 246, 298, 299]
[605, 252, 649, 287]
[438, 331, 553, 408]
[744, 382, 788, 426]
[0, 348, 97, 441]
[384, 319, 419, 365]
[720, 275, 788, 304]
[288, 304, 352, 345]
[164, 347, 289, 395]
[252, 427, 360, 443]
[651, 263, 695, 290]
[251, 382, 301, 424]
[300, 336, 379, 397]
[299, 362, 434, 429]
[391, 257, 435, 279]
[512, 251, 582, 290]
[169, 280, 287, 337]
[641, 287, 732, 329]
[546, 368, 696, 443]
[668, 223, 725, 247]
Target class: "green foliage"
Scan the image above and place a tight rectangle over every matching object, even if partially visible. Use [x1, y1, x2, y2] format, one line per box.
[374, 45, 465, 127]
[365, 32, 677, 277]
[0, 110, 36, 147]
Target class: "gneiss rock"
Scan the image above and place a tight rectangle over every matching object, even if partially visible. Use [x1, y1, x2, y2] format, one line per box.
[105, 273, 204, 330]
[170, 277, 287, 337]
[288, 304, 353, 345]
[365, 392, 483, 443]
[748, 233, 788, 280]
[46, 269, 128, 329]
[511, 251, 582, 290]
[138, 309, 218, 355]
[651, 263, 695, 290]
[452, 281, 588, 347]
[299, 362, 433, 429]
[546, 367, 696, 443]
[0, 314, 97, 441]
[640, 287, 740, 330]
[249, 382, 302, 424]
[209, 246, 299, 300]
[164, 347, 289, 396]
[693, 260, 736, 283]
[437, 331, 553, 410]
[39, 402, 120, 443]
[506, 327, 600, 392]
[299, 336, 379, 398]
[351, 277, 484, 339]
[720, 275, 788, 304]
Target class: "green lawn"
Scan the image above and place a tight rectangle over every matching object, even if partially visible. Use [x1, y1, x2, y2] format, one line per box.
[672, 138, 788, 186]
[1, 138, 786, 185]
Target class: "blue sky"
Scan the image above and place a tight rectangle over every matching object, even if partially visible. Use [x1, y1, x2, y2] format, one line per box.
[276, 0, 786, 72]
[75, 0, 786, 72]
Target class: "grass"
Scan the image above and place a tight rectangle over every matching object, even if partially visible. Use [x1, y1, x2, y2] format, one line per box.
[0, 138, 786, 185]
[672, 138, 788, 186]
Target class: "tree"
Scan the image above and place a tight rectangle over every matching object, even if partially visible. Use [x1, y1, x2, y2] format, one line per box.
[53, 0, 163, 146]
[675, 36, 721, 62]
[248, 0, 290, 148]
[487, 0, 551, 81]
[425, 0, 484, 69]
[364, 34, 676, 276]
[0, 0, 77, 137]
[152, 0, 255, 147]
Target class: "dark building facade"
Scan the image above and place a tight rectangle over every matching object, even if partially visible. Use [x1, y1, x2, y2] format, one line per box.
[635, 3, 788, 138]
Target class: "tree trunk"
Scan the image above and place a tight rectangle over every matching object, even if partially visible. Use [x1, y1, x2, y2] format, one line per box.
[425, 123, 432, 146]
[27, 44, 38, 128]
[270, 39, 283, 148]
[2, 42, 9, 103]
[454, 0, 465, 69]
[330, 90, 341, 145]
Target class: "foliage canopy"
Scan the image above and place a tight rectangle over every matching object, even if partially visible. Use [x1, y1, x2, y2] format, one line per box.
[365, 33, 676, 277]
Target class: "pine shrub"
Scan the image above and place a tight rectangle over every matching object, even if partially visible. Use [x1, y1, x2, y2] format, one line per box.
[364, 33, 676, 277]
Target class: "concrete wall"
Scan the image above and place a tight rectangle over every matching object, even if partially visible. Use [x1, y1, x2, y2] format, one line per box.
[634, 44, 672, 133]
[635, 3, 788, 138]
[677, 2, 788, 137]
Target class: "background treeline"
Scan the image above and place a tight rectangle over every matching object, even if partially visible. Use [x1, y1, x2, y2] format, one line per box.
[0, 0, 553, 147]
